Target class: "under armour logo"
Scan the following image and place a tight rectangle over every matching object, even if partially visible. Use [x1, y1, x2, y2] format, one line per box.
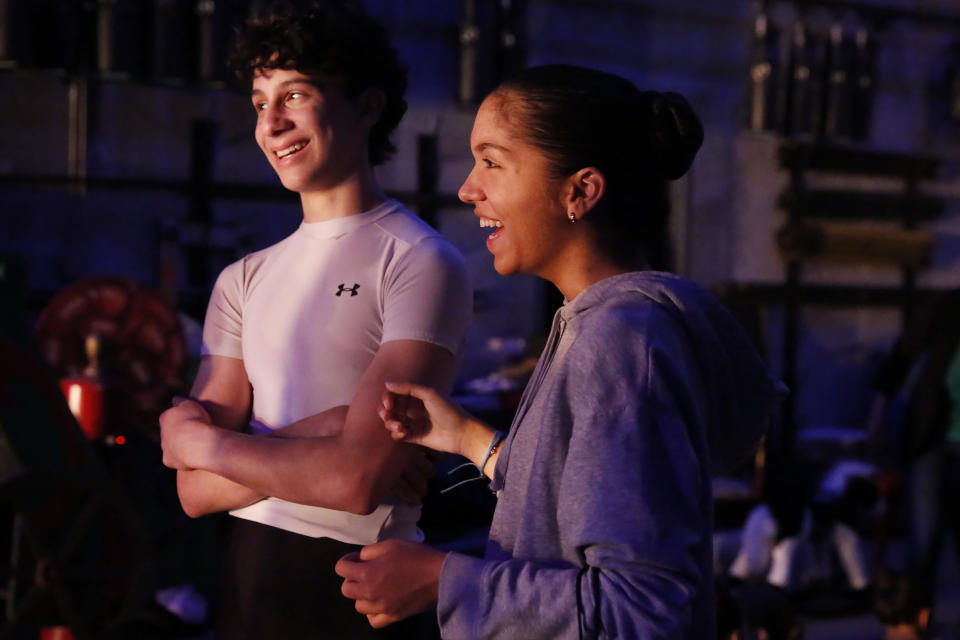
[336, 283, 360, 297]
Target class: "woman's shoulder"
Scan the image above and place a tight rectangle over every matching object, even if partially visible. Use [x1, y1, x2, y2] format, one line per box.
[567, 271, 726, 368]
[608, 271, 711, 307]
[574, 272, 705, 329]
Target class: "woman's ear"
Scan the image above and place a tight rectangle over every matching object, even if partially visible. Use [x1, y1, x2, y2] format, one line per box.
[564, 167, 606, 220]
[357, 88, 386, 128]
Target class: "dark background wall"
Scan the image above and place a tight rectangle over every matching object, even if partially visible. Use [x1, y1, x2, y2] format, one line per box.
[4, 1, 960, 637]
[2, 0, 960, 458]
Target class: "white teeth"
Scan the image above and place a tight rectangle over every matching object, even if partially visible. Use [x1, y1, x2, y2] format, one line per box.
[479, 219, 502, 228]
[277, 142, 304, 158]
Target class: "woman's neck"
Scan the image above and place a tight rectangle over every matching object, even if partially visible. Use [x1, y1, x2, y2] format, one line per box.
[545, 245, 632, 301]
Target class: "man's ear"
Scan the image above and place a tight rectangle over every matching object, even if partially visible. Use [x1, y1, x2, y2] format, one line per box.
[563, 167, 607, 220]
[357, 88, 386, 128]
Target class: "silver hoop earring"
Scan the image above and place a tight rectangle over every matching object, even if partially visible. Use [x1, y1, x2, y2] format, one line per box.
[568, 211, 576, 223]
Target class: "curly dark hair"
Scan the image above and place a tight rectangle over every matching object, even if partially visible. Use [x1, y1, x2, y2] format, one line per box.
[228, 1, 408, 166]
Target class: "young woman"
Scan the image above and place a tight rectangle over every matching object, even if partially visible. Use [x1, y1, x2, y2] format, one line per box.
[336, 64, 784, 639]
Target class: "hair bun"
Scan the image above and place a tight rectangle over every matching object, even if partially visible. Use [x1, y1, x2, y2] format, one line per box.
[638, 91, 704, 180]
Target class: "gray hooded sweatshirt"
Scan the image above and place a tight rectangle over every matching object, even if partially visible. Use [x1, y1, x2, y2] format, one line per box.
[437, 272, 784, 639]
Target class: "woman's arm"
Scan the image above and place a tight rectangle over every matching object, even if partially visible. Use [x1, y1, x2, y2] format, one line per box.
[378, 381, 502, 478]
[437, 406, 706, 640]
[422, 315, 712, 638]
[341, 391, 707, 639]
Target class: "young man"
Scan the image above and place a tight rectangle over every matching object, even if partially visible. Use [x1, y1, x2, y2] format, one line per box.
[158, 4, 471, 638]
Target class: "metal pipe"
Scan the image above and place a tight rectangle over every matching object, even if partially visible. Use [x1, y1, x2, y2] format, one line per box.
[96, 0, 117, 74]
[0, 0, 10, 63]
[67, 78, 89, 193]
[196, 0, 215, 81]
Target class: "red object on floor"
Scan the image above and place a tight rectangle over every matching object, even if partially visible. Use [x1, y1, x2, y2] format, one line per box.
[59, 375, 105, 441]
[58, 334, 105, 441]
[39, 626, 74, 640]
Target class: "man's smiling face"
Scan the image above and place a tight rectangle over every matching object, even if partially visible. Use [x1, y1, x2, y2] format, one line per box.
[252, 68, 370, 194]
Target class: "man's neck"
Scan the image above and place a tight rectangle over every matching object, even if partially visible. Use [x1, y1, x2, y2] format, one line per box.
[299, 168, 386, 223]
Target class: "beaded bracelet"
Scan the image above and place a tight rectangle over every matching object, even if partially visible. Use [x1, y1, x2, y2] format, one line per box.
[478, 430, 505, 476]
[440, 430, 505, 494]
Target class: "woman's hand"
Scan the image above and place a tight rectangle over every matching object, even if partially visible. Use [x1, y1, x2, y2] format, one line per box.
[335, 539, 446, 628]
[378, 382, 470, 456]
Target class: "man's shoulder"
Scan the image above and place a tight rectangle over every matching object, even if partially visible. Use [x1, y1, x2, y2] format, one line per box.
[367, 205, 466, 269]
[371, 204, 444, 246]
[215, 230, 299, 283]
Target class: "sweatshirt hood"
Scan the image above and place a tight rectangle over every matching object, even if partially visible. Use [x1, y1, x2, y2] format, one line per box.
[563, 271, 787, 472]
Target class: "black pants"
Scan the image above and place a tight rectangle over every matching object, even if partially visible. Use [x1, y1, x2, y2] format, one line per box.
[910, 441, 960, 614]
[219, 518, 440, 640]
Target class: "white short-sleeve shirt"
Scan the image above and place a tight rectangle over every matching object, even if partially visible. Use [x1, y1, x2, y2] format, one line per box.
[201, 199, 472, 543]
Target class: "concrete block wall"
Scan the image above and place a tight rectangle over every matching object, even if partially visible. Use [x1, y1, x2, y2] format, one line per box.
[515, 0, 960, 433]
[4, 0, 960, 419]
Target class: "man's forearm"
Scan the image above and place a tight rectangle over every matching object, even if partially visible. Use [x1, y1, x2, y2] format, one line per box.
[177, 468, 265, 518]
[270, 405, 349, 438]
[173, 405, 349, 518]
[170, 402, 348, 511]
[187, 423, 397, 515]
[168, 353, 260, 517]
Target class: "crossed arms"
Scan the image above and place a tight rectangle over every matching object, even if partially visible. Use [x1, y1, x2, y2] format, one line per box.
[160, 338, 456, 517]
